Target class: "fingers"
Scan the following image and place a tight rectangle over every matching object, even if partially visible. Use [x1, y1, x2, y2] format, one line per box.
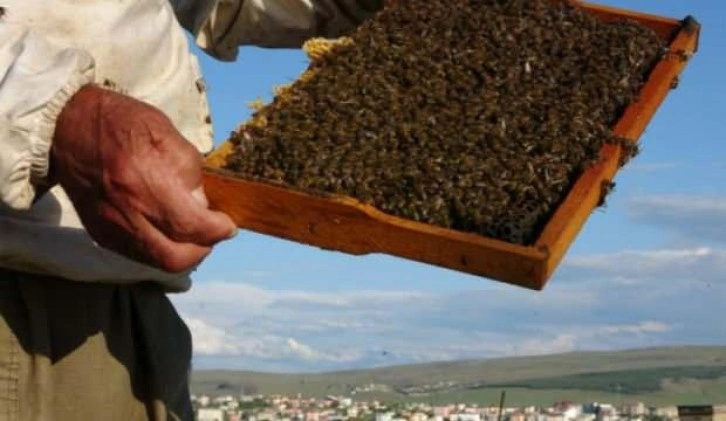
[149, 181, 238, 247]
[140, 219, 214, 274]
[151, 130, 238, 246]
[56, 90, 236, 273]
[168, 206, 238, 247]
[89, 200, 214, 273]
[161, 126, 208, 191]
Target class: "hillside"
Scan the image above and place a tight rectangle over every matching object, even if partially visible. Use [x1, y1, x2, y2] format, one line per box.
[191, 346, 726, 406]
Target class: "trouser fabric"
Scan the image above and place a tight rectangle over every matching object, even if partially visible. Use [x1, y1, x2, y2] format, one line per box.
[0, 268, 193, 420]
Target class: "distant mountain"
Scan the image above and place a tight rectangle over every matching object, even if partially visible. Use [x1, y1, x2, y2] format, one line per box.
[191, 346, 726, 406]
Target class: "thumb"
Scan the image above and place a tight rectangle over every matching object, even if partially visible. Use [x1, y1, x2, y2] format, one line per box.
[191, 185, 209, 208]
[184, 184, 239, 244]
[150, 176, 238, 246]
[191, 185, 239, 241]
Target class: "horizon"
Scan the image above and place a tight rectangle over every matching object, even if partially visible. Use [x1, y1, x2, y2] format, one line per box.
[170, 0, 726, 373]
[189, 345, 726, 375]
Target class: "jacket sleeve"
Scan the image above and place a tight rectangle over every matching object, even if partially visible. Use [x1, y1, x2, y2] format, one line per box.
[171, 0, 383, 61]
[0, 22, 95, 210]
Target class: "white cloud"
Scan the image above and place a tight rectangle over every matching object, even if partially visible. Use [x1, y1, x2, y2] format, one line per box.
[182, 315, 282, 357]
[184, 316, 241, 356]
[565, 246, 713, 271]
[515, 334, 578, 356]
[173, 270, 694, 371]
[244, 271, 277, 280]
[175, 282, 272, 310]
[561, 246, 726, 284]
[177, 190, 726, 371]
[176, 282, 431, 310]
[625, 162, 683, 172]
[286, 338, 322, 361]
[625, 194, 726, 243]
[600, 321, 671, 335]
[182, 313, 364, 365]
[629, 195, 726, 215]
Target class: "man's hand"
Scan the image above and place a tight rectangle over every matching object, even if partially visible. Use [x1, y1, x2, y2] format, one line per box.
[51, 84, 237, 273]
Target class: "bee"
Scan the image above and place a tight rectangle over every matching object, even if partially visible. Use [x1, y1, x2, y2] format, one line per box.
[247, 97, 266, 113]
[598, 180, 616, 208]
[670, 76, 680, 90]
[221, 0, 664, 246]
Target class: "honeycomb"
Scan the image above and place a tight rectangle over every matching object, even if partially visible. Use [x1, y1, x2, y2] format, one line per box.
[223, 0, 665, 245]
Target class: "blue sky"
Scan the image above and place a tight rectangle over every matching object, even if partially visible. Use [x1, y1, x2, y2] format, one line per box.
[170, 0, 726, 372]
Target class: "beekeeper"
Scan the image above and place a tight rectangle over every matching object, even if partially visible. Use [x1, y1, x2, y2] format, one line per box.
[0, 0, 381, 418]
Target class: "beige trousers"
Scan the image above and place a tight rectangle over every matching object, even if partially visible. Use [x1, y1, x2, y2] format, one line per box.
[0, 268, 194, 420]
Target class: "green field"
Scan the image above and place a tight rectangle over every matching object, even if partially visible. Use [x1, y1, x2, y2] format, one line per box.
[191, 346, 726, 406]
[485, 366, 726, 394]
[348, 379, 726, 407]
[393, 379, 726, 407]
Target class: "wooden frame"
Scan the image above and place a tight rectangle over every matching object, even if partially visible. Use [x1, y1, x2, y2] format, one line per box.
[202, 1, 701, 291]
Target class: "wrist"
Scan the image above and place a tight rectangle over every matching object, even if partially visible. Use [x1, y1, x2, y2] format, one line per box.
[32, 78, 96, 191]
[54, 84, 105, 144]
[51, 84, 106, 173]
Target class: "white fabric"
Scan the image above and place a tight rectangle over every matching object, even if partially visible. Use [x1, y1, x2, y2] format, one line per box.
[0, 0, 379, 291]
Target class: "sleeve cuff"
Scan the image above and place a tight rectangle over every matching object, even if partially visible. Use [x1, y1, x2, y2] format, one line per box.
[29, 62, 95, 185]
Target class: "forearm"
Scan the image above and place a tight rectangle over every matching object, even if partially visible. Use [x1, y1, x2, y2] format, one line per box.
[172, 0, 383, 61]
[0, 22, 95, 210]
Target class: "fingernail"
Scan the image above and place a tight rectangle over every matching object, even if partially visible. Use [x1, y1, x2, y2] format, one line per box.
[227, 227, 239, 239]
[191, 186, 209, 208]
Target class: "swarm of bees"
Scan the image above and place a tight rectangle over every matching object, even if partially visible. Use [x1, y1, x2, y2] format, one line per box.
[223, 0, 665, 246]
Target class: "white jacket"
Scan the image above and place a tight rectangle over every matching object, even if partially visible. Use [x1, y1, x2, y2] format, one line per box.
[0, 0, 379, 291]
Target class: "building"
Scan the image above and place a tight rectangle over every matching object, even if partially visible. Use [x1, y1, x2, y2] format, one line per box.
[510, 411, 526, 421]
[596, 408, 618, 421]
[376, 412, 394, 421]
[434, 406, 453, 418]
[197, 395, 211, 408]
[679, 405, 726, 421]
[622, 402, 647, 418]
[256, 410, 278, 421]
[543, 412, 565, 421]
[196, 408, 224, 421]
[450, 414, 482, 421]
[410, 412, 428, 421]
[563, 406, 582, 421]
[717, 406, 726, 421]
[655, 406, 680, 420]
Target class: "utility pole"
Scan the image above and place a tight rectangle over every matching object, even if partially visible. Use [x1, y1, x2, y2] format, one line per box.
[497, 391, 507, 421]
